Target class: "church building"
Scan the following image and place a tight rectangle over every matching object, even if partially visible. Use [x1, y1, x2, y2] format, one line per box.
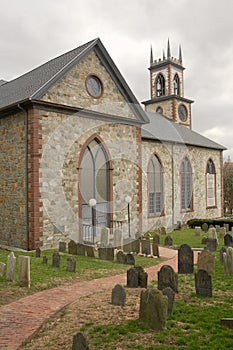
[0, 38, 225, 250]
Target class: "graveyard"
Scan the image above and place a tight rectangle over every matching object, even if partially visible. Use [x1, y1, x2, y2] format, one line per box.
[0, 227, 233, 349]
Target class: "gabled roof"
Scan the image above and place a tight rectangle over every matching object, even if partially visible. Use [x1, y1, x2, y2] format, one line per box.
[0, 38, 149, 124]
[142, 111, 226, 151]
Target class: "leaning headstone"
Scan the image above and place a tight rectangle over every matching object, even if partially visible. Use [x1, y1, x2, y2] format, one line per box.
[59, 242, 66, 253]
[116, 250, 126, 264]
[67, 256, 76, 272]
[164, 236, 173, 246]
[68, 240, 77, 255]
[6, 252, 16, 281]
[111, 284, 126, 306]
[152, 243, 159, 257]
[42, 256, 48, 264]
[223, 247, 233, 275]
[162, 287, 175, 316]
[18, 256, 30, 288]
[35, 247, 41, 258]
[202, 223, 209, 233]
[52, 252, 60, 267]
[113, 229, 122, 248]
[141, 238, 151, 255]
[139, 288, 168, 331]
[85, 246, 95, 258]
[100, 227, 109, 246]
[0, 262, 6, 277]
[205, 238, 218, 252]
[197, 250, 215, 274]
[153, 233, 160, 244]
[224, 233, 233, 247]
[220, 247, 227, 263]
[125, 253, 135, 265]
[72, 332, 89, 350]
[195, 269, 212, 297]
[195, 227, 202, 236]
[127, 267, 139, 288]
[77, 243, 86, 256]
[158, 265, 178, 293]
[178, 244, 194, 274]
[219, 227, 226, 238]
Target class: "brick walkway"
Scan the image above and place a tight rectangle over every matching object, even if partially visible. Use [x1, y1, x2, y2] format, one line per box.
[0, 247, 197, 350]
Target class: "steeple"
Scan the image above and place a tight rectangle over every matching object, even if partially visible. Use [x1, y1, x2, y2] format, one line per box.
[179, 44, 183, 63]
[167, 38, 171, 59]
[150, 45, 153, 65]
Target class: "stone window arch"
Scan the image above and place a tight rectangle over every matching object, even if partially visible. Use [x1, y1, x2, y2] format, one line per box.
[155, 73, 165, 97]
[173, 73, 180, 95]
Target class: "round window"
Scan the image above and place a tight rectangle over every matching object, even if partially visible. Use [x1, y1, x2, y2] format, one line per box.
[86, 75, 103, 98]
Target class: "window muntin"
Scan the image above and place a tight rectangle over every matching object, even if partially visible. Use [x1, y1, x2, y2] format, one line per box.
[181, 157, 193, 210]
[206, 159, 216, 207]
[148, 155, 163, 215]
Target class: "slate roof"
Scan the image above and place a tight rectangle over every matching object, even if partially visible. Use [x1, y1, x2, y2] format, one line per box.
[142, 111, 226, 150]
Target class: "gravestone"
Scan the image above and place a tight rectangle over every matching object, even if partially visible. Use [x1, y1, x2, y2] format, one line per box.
[141, 238, 151, 255]
[223, 247, 233, 275]
[85, 246, 95, 258]
[134, 265, 148, 288]
[77, 243, 86, 256]
[132, 239, 140, 254]
[113, 229, 122, 248]
[220, 247, 227, 263]
[205, 238, 218, 252]
[72, 332, 89, 350]
[127, 267, 139, 288]
[139, 288, 168, 331]
[0, 262, 6, 277]
[224, 233, 233, 247]
[224, 223, 229, 232]
[52, 252, 60, 267]
[201, 237, 208, 245]
[160, 227, 166, 235]
[123, 238, 132, 253]
[164, 236, 173, 246]
[18, 256, 30, 288]
[35, 247, 41, 258]
[116, 250, 126, 264]
[6, 251, 16, 281]
[202, 223, 209, 233]
[106, 246, 114, 261]
[67, 256, 76, 272]
[111, 284, 126, 306]
[153, 233, 160, 244]
[125, 253, 135, 265]
[152, 243, 159, 257]
[42, 256, 48, 264]
[158, 265, 178, 293]
[215, 225, 220, 233]
[195, 226, 202, 236]
[100, 227, 109, 246]
[219, 227, 226, 238]
[220, 318, 233, 328]
[197, 250, 215, 274]
[178, 244, 194, 274]
[98, 247, 107, 260]
[195, 269, 212, 297]
[208, 227, 218, 242]
[68, 240, 77, 255]
[162, 287, 175, 316]
[59, 242, 66, 253]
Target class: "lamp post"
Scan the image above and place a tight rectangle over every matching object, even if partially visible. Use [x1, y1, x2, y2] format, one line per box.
[125, 195, 132, 238]
[89, 198, 97, 245]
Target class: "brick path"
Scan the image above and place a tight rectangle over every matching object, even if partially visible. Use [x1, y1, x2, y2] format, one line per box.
[0, 247, 197, 350]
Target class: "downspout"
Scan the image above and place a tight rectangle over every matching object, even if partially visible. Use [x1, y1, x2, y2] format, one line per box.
[17, 104, 29, 250]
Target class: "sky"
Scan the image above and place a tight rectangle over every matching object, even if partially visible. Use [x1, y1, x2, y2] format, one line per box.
[1, 0, 233, 161]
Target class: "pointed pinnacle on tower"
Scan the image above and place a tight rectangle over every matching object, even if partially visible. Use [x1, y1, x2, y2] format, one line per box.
[179, 44, 183, 63]
[150, 45, 153, 65]
[163, 49, 165, 60]
[167, 38, 171, 59]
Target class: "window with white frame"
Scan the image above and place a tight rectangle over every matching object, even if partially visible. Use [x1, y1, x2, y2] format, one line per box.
[206, 159, 216, 207]
[148, 155, 163, 215]
[181, 157, 193, 210]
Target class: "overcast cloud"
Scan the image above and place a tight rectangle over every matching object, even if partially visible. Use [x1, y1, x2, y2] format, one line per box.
[1, 0, 233, 160]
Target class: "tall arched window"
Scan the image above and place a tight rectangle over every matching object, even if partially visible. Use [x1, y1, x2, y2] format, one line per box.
[181, 157, 193, 210]
[173, 74, 180, 95]
[148, 155, 163, 215]
[206, 159, 216, 207]
[80, 138, 110, 237]
[156, 74, 165, 97]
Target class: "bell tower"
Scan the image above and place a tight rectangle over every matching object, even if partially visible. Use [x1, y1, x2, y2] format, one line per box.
[143, 39, 194, 128]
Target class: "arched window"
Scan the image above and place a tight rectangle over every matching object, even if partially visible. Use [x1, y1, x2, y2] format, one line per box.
[80, 138, 110, 238]
[181, 157, 193, 210]
[173, 74, 180, 95]
[206, 159, 216, 207]
[156, 74, 165, 97]
[148, 155, 163, 215]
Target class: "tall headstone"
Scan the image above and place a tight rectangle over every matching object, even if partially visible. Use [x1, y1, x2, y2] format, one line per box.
[139, 288, 168, 331]
[67, 256, 76, 272]
[72, 332, 89, 350]
[111, 284, 126, 306]
[178, 244, 194, 274]
[127, 267, 139, 288]
[52, 252, 60, 267]
[18, 256, 30, 288]
[208, 227, 218, 243]
[197, 250, 215, 274]
[158, 265, 178, 293]
[141, 238, 151, 255]
[59, 242, 66, 253]
[0, 262, 6, 277]
[153, 233, 160, 244]
[68, 240, 77, 255]
[152, 243, 159, 257]
[223, 247, 233, 275]
[113, 229, 122, 248]
[195, 269, 212, 297]
[224, 233, 233, 247]
[6, 252, 16, 281]
[162, 287, 175, 316]
[100, 227, 110, 246]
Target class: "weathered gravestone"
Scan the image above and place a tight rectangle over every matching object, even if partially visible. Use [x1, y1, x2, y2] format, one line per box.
[195, 269, 212, 297]
[202, 223, 209, 233]
[0, 262, 6, 277]
[178, 244, 193, 274]
[208, 227, 218, 243]
[160, 227, 166, 235]
[195, 226, 202, 236]
[224, 223, 229, 232]
[67, 256, 76, 272]
[35, 247, 41, 258]
[152, 243, 159, 257]
[98, 247, 107, 260]
[201, 237, 208, 245]
[125, 253, 135, 265]
[72, 332, 89, 350]
[127, 267, 139, 288]
[141, 238, 151, 255]
[85, 246, 95, 258]
[111, 284, 126, 306]
[223, 247, 233, 275]
[197, 250, 215, 274]
[162, 287, 175, 316]
[100, 227, 109, 246]
[6, 251, 16, 281]
[18, 256, 30, 288]
[158, 265, 178, 293]
[220, 247, 227, 263]
[116, 250, 126, 264]
[131, 238, 140, 254]
[68, 240, 77, 255]
[59, 242, 66, 253]
[106, 246, 114, 261]
[139, 288, 168, 331]
[42, 256, 48, 264]
[113, 229, 122, 248]
[219, 227, 226, 238]
[52, 252, 60, 267]
[205, 238, 218, 252]
[77, 243, 86, 256]
[224, 233, 233, 247]
[215, 225, 220, 233]
[135, 265, 148, 288]
[164, 236, 173, 246]
[123, 238, 132, 253]
[153, 233, 160, 244]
